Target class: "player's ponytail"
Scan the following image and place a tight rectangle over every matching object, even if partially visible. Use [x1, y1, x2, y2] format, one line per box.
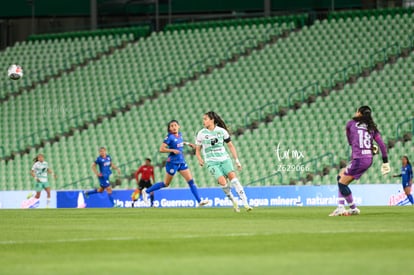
[354, 106, 379, 134]
[205, 111, 230, 133]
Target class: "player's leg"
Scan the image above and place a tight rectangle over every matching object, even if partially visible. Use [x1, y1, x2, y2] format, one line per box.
[142, 166, 175, 203]
[132, 180, 145, 202]
[224, 159, 251, 211]
[209, 163, 238, 211]
[179, 166, 207, 206]
[404, 185, 413, 204]
[105, 186, 116, 207]
[44, 186, 51, 208]
[84, 177, 106, 197]
[144, 181, 155, 207]
[330, 168, 354, 216]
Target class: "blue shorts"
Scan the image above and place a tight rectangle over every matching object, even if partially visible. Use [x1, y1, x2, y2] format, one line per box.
[98, 175, 111, 188]
[344, 158, 372, 180]
[165, 162, 188, 176]
[402, 181, 412, 189]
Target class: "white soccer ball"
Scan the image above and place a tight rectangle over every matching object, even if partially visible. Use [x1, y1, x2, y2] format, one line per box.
[8, 64, 23, 80]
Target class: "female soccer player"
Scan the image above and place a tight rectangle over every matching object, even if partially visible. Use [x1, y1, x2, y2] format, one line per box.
[330, 106, 390, 216]
[84, 147, 121, 207]
[142, 120, 208, 207]
[30, 153, 57, 208]
[393, 156, 413, 205]
[195, 111, 252, 212]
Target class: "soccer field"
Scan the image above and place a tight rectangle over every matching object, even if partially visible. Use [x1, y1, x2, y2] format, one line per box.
[0, 207, 413, 275]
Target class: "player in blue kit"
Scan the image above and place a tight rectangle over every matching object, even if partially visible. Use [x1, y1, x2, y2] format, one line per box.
[142, 120, 208, 207]
[84, 147, 121, 207]
[393, 156, 413, 205]
[330, 106, 390, 216]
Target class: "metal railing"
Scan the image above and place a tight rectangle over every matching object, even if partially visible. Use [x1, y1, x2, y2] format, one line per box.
[17, 128, 50, 150]
[295, 152, 334, 181]
[248, 171, 283, 186]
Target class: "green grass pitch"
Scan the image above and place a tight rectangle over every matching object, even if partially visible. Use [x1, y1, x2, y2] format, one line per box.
[0, 206, 413, 275]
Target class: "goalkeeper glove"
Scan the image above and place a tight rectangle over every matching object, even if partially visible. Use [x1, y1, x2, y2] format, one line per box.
[381, 163, 390, 176]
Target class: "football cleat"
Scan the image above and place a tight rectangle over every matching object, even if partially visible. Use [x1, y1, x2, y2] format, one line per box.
[198, 199, 209, 207]
[347, 208, 361, 215]
[329, 207, 347, 216]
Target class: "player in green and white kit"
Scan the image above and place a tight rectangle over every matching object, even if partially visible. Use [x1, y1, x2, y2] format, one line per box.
[30, 154, 57, 207]
[195, 111, 252, 212]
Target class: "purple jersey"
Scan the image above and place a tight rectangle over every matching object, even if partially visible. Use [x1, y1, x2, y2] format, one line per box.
[346, 120, 387, 160]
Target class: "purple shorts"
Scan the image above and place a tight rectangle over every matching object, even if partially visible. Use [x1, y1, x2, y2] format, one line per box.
[344, 158, 373, 180]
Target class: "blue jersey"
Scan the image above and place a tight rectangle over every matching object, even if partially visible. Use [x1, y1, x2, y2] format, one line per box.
[163, 132, 185, 164]
[401, 164, 413, 185]
[95, 155, 112, 176]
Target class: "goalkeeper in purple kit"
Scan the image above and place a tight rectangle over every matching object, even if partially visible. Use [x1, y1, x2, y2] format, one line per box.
[330, 106, 390, 216]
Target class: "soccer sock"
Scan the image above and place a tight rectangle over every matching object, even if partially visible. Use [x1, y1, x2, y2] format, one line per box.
[108, 193, 115, 206]
[150, 193, 154, 207]
[337, 189, 345, 208]
[407, 194, 414, 204]
[187, 179, 202, 203]
[344, 193, 356, 209]
[146, 182, 166, 193]
[231, 178, 249, 207]
[46, 198, 51, 207]
[221, 184, 236, 203]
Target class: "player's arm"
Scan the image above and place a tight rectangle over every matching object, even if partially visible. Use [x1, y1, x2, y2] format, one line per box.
[183, 141, 196, 149]
[134, 167, 141, 182]
[111, 162, 121, 175]
[373, 132, 390, 175]
[392, 173, 402, 178]
[30, 169, 40, 182]
[195, 133, 204, 166]
[195, 145, 204, 167]
[160, 142, 179, 154]
[346, 122, 352, 145]
[91, 162, 101, 177]
[226, 140, 241, 171]
[47, 168, 57, 179]
[150, 168, 155, 183]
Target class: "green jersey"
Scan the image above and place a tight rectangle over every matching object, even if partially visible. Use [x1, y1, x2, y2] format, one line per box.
[31, 161, 49, 183]
[196, 126, 231, 163]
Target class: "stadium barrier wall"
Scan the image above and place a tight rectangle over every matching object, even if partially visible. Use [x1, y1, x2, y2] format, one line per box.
[0, 184, 408, 209]
[0, 191, 57, 209]
[56, 184, 407, 209]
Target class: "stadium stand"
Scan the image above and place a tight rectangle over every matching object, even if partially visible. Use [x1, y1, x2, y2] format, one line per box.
[0, 16, 299, 159]
[0, 11, 413, 191]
